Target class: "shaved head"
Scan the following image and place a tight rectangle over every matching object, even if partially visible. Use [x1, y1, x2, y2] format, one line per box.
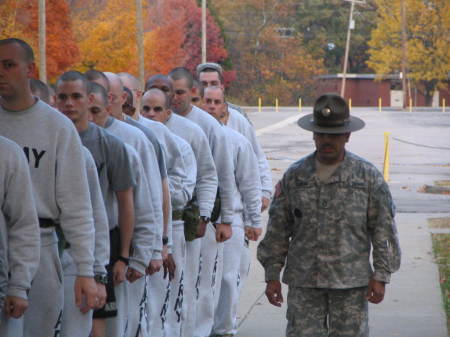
[141, 88, 171, 123]
[143, 88, 170, 109]
[118, 72, 140, 90]
[104, 72, 126, 118]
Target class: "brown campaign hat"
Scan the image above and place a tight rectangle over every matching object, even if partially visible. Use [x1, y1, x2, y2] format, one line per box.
[297, 94, 365, 133]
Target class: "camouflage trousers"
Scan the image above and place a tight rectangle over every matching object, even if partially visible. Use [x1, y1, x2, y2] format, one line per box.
[286, 287, 369, 337]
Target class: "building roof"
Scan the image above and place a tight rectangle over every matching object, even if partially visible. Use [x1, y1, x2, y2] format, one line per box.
[318, 73, 401, 80]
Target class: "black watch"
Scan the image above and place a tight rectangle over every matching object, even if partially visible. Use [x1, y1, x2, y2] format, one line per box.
[94, 274, 108, 285]
[200, 216, 210, 223]
[117, 256, 130, 265]
[162, 236, 169, 245]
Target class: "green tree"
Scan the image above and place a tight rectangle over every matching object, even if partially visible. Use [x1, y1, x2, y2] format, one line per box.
[294, 0, 377, 74]
[211, 0, 324, 105]
[368, 0, 450, 106]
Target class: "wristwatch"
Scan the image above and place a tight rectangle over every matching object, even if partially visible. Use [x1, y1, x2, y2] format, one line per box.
[117, 256, 130, 265]
[200, 216, 210, 223]
[94, 274, 108, 285]
[162, 236, 169, 245]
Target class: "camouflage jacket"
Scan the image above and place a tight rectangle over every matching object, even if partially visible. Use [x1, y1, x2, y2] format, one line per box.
[257, 151, 401, 288]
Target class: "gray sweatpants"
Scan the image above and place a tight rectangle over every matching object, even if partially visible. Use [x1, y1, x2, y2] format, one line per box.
[105, 281, 129, 337]
[213, 225, 245, 335]
[0, 231, 64, 337]
[127, 276, 149, 337]
[194, 223, 223, 337]
[147, 222, 186, 337]
[180, 238, 201, 337]
[60, 250, 93, 337]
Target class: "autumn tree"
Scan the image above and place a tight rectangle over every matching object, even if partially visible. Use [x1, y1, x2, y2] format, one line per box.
[368, 0, 450, 105]
[0, 0, 80, 81]
[72, 0, 138, 73]
[211, 0, 324, 105]
[72, 0, 187, 76]
[146, 0, 228, 76]
[294, 0, 377, 74]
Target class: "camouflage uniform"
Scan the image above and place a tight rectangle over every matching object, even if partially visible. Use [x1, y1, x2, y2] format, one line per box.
[257, 151, 401, 337]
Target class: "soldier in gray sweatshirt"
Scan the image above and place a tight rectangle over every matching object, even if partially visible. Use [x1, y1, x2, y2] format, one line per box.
[0, 136, 40, 328]
[0, 38, 97, 337]
[144, 76, 218, 337]
[54, 72, 138, 337]
[60, 147, 110, 337]
[85, 81, 161, 337]
[101, 73, 167, 337]
[202, 86, 263, 337]
[141, 89, 198, 337]
[168, 68, 236, 337]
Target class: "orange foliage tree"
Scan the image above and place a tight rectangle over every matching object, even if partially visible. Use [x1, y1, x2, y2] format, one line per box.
[0, 0, 80, 81]
[145, 0, 228, 76]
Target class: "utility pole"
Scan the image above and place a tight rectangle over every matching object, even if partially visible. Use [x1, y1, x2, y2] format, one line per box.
[341, 0, 365, 97]
[201, 0, 207, 63]
[38, 0, 46, 83]
[135, 0, 145, 89]
[400, 0, 408, 108]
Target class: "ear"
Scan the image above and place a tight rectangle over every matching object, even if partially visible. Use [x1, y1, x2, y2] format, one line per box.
[345, 133, 351, 142]
[88, 93, 94, 104]
[120, 91, 128, 105]
[136, 89, 143, 99]
[107, 92, 113, 105]
[28, 62, 37, 78]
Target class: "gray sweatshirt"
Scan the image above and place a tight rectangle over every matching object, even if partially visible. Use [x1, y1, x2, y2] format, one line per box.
[138, 116, 191, 209]
[124, 144, 158, 273]
[185, 106, 235, 224]
[165, 112, 217, 217]
[125, 116, 167, 180]
[223, 127, 262, 228]
[79, 122, 136, 230]
[82, 147, 110, 275]
[105, 117, 163, 258]
[227, 107, 273, 199]
[0, 99, 95, 277]
[0, 136, 40, 302]
[171, 133, 197, 209]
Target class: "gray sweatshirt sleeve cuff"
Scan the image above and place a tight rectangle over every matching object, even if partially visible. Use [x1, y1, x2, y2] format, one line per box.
[77, 263, 95, 277]
[152, 251, 162, 260]
[94, 265, 107, 276]
[129, 259, 146, 275]
[264, 266, 282, 282]
[7, 287, 28, 300]
[373, 270, 391, 283]
[199, 209, 212, 218]
[262, 190, 272, 199]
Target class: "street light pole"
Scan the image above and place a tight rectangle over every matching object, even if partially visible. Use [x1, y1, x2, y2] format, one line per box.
[201, 0, 207, 63]
[135, 0, 145, 90]
[340, 0, 356, 98]
[38, 0, 46, 83]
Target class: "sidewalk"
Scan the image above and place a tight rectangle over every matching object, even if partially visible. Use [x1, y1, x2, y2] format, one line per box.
[235, 107, 450, 337]
[236, 213, 448, 337]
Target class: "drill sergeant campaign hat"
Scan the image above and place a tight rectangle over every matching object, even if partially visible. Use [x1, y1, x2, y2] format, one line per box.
[297, 93, 365, 133]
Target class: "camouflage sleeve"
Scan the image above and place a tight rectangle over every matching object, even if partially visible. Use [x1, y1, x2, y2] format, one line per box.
[367, 175, 401, 283]
[257, 174, 294, 282]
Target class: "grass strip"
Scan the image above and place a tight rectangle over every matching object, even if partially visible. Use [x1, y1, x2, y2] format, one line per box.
[431, 233, 450, 332]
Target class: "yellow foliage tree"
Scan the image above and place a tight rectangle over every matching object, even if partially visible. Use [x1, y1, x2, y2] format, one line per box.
[72, 0, 138, 73]
[368, 0, 450, 105]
